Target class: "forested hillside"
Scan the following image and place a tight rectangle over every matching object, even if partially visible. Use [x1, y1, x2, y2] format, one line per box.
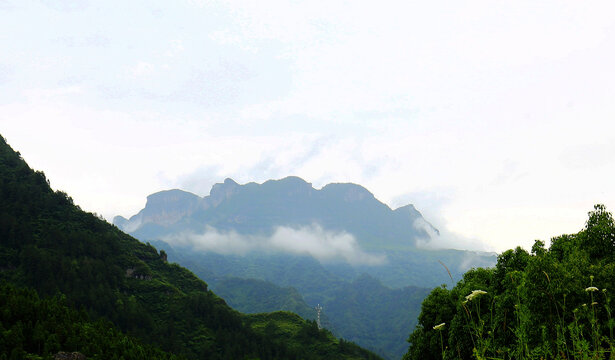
[404, 205, 615, 360]
[0, 135, 381, 360]
[151, 239, 430, 359]
[0, 282, 183, 359]
[212, 277, 318, 321]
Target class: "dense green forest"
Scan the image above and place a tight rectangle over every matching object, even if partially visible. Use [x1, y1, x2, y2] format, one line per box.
[151, 239, 430, 359]
[404, 204, 615, 359]
[210, 277, 318, 321]
[0, 282, 183, 359]
[247, 311, 381, 360]
[0, 135, 382, 359]
[212, 272, 428, 359]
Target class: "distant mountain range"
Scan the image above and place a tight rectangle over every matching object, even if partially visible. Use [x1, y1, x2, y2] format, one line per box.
[115, 177, 497, 359]
[114, 176, 439, 252]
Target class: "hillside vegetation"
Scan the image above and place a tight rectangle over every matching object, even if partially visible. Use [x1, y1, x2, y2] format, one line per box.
[211, 277, 318, 321]
[404, 204, 615, 360]
[0, 135, 381, 360]
[0, 282, 183, 359]
[152, 239, 430, 359]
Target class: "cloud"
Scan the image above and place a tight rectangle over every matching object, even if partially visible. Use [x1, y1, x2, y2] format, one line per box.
[0, 64, 13, 84]
[269, 225, 386, 265]
[130, 61, 155, 78]
[457, 251, 497, 272]
[413, 217, 492, 252]
[163, 224, 386, 265]
[167, 226, 255, 255]
[39, 0, 90, 12]
[176, 164, 224, 197]
[164, 40, 185, 58]
[21, 86, 83, 104]
[4, 0, 615, 255]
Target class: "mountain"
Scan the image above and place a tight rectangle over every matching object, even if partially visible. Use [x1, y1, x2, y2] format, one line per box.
[115, 177, 496, 288]
[116, 178, 496, 359]
[0, 135, 382, 360]
[212, 277, 318, 321]
[114, 176, 438, 251]
[114, 189, 202, 232]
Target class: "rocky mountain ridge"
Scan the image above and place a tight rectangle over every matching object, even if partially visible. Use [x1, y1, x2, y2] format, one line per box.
[114, 176, 438, 251]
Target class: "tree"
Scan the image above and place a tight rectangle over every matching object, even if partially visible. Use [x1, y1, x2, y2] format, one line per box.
[581, 204, 615, 260]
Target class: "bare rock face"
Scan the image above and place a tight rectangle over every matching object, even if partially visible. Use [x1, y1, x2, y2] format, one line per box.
[115, 176, 441, 249]
[114, 189, 201, 232]
[208, 178, 239, 207]
[142, 189, 202, 226]
[54, 352, 86, 360]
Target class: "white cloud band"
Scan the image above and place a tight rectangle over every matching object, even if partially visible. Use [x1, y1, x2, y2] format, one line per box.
[163, 224, 386, 265]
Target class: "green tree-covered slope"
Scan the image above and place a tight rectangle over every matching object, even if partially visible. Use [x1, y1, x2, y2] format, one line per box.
[151, 239, 429, 359]
[404, 204, 615, 360]
[0, 281, 183, 360]
[211, 277, 318, 321]
[247, 311, 381, 360]
[0, 135, 381, 360]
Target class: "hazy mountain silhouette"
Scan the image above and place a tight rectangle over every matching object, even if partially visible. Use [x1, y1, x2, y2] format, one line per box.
[115, 177, 496, 359]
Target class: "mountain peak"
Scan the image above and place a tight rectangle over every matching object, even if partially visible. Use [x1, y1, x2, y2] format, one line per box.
[146, 189, 200, 205]
[262, 176, 313, 195]
[262, 176, 311, 187]
[114, 189, 201, 230]
[113, 215, 128, 227]
[117, 177, 437, 249]
[321, 182, 375, 202]
[143, 189, 201, 218]
[276, 176, 310, 185]
[209, 178, 240, 206]
[393, 204, 419, 215]
[223, 177, 238, 185]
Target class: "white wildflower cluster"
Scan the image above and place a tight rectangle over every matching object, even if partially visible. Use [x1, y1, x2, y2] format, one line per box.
[585, 286, 599, 292]
[433, 323, 446, 331]
[465, 290, 487, 301]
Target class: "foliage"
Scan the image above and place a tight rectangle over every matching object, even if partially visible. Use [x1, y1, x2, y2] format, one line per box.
[211, 277, 318, 320]
[0, 135, 381, 359]
[0, 281, 182, 360]
[247, 311, 382, 360]
[153, 240, 430, 359]
[404, 204, 615, 360]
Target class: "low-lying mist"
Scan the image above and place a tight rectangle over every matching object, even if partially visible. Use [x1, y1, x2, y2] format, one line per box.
[412, 217, 492, 252]
[163, 224, 387, 266]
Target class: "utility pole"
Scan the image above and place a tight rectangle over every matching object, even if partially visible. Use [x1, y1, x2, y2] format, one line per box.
[315, 304, 323, 329]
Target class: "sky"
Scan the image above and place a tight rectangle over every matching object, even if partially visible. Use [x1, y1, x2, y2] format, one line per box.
[1, 0, 615, 252]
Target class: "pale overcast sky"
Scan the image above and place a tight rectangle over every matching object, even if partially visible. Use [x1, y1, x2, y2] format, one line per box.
[2, 0, 615, 252]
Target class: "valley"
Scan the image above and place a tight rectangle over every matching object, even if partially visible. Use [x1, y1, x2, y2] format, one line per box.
[115, 177, 496, 358]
